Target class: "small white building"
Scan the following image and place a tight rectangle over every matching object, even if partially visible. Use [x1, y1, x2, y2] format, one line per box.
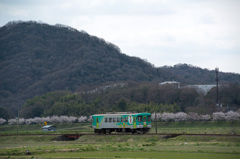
[159, 81, 180, 89]
[160, 81, 216, 95]
[42, 125, 56, 132]
[183, 84, 216, 95]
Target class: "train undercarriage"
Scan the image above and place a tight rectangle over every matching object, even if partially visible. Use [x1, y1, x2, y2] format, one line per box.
[94, 128, 150, 134]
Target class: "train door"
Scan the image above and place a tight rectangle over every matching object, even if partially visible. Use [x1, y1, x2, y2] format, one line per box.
[133, 116, 136, 129]
[143, 116, 147, 127]
[96, 117, 99, 129]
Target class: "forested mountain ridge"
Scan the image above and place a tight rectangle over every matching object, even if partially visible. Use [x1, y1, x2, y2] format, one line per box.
[0, 21, 173, 116]
[0, 21, 240, 118]
[161, 64, 240, 85]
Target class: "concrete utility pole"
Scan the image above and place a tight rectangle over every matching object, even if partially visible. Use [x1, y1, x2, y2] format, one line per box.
[215, 67, 219, 107]
[17, 107, 19, 135]
[155, 112, 157, 134]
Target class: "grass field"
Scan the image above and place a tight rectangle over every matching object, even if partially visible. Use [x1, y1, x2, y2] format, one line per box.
[0, 122, 92, 135]
[0, 121, 240, 158]
[1, 121, 239, 135]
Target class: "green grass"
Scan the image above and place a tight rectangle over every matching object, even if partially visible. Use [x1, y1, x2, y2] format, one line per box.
[0, 123, 93, 135]
[0, 121, 240, 158]
[0, 135, 239, 158]
[0, 152, 239, 159]
[36, 151, 240, 159]
[150, 121, 240, 134]
[1, 121, 239, 135]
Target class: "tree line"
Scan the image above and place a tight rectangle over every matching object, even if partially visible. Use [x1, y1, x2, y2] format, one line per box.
[14, 82, 240, 119]
[1, 111, 239, 125]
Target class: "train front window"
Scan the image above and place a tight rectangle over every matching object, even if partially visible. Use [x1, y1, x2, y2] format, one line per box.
[137, 116, 142, 122]
[143, 116, 147, 122]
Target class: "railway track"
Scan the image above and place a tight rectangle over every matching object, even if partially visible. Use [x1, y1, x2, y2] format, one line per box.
[0, 133, 239, 137]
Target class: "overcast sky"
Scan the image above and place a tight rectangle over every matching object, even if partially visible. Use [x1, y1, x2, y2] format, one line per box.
[1, 0, 240, 73]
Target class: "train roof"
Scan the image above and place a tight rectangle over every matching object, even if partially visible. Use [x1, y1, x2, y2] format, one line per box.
[92, 112, 151, 116]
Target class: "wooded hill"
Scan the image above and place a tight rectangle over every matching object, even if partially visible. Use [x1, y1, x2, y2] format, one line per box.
[21, 82, 240, 118]
[0, 21, 240, 118]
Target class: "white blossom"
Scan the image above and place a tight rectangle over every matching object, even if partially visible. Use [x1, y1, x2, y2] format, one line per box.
[200, 114, 211, 121]
[174, 112, 188, 122]
[0, 118, 6, 125]
[25, 118, 34, 125]
[161, 112, 174, 122]
[225, 111, 240, 121]
[59, 116, 68, 123]
[18, 118, 25, 125]
[42, 116, 51, 123]
[67, 116, 77, 123]
[33, 117, 44, 124]
[87, 116, 93, 122]
[5, 111, 240, 125]
[212, 112, 226, 121]
[8, 118, 18, 125]
[78, 116, 88, 122]
[50, 116, 61, 123]
[188, 112, 200, 121]
[151, 113, 161, 121]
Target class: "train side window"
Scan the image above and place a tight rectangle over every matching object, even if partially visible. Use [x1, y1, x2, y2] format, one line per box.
[121, 117, 124, 122]
[105, 118, 108, 123]
[148, 115, 151, 122]
[133, 117, 136, 122]
[109, 118, 112, 122]
[117, 117, 120, 122]
[125, 117, 128, 122]
[137, 116, 142, 122]
[113, 117, 116, 122]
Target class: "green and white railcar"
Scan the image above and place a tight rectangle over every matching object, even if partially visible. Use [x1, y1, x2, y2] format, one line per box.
[92, 112, 151, 134]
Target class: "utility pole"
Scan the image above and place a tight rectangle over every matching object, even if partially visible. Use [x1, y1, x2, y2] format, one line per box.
[215, 67, 219, 107]
[17, 107, 19, 135]
[155, 112, 157, 134]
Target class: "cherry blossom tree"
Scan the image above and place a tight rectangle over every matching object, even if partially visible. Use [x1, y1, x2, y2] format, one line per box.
[87, 116, 93, 122]
[50, 116, 61, 123]
[212, 112, 226, 121]
[174, 112, 188, 122]
[225, 111, 240, 121]
[78, 116, 88, 122]
[25, 118, 34, 125]
[8, 118, 18, 125]
[0, 118, 6, 125]
[59, 116, 68, 123]
[42, 116, 51, 123]
[67, 116, 77, 123]
[7, 118, 23, 125]
[161, 112, 174, 122]
[33, 117, 44, 124]
[151, 113, 161, 121]
[200, 114, 211, 121]
[6, 111, 240, 125]
[18, 118, 25, 125]
[188, 112, 200, 121]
